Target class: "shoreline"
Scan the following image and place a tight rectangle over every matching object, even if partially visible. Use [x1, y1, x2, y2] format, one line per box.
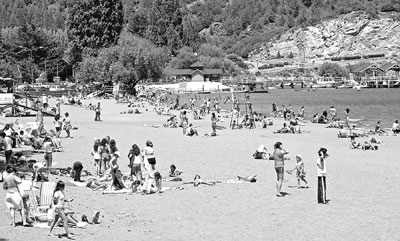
[0, 97, 399, 240]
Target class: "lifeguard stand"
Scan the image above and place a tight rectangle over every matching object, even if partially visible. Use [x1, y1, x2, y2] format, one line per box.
[230, 92, 255, 129]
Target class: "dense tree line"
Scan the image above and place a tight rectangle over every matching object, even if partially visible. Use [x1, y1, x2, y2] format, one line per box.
[1, 0, 399, 85]
[2, 0, 399, 57]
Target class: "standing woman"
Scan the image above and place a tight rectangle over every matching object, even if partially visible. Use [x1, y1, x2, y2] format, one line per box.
[317, 148, 329, 204]
[91, 138, 101, 177]
[3, 166, 27, 227]
[128, 144, 143, 183]
[144, 140, 156, 171]
[344, 108, 350, 130]
[48, 181, 73, 239]
[62, 112, 72, 138]
[109, 149, 126, 190]
[273, 142, 289, 197]
[211, 112, 218, 136]
[181, 111, 188, 135]
[54, 115, 62, 138]
[98, 138, 109, 176]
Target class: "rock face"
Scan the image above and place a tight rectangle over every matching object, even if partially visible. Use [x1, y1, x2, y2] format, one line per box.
[249, 12, 400, 63]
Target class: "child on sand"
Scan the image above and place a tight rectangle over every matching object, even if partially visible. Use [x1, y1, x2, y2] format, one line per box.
[54, 115, 62, 138]
[43, 136, 53, 176]
[169, 164, 183, 181]
[350, 136, 361, 149]
[287, 155, 308, 188]
[144, 140, 156, 171]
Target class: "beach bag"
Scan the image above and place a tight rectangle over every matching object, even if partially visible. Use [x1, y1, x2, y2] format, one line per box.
[253, 151, 264, 159]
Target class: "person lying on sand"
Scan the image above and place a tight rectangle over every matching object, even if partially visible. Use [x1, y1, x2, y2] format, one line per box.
[86, 179, 108, 191]
[237, 175, 257, 182]
[183, 175, 219, 186]
[253, 145, 269, 160]
[361, 141, 377, 151]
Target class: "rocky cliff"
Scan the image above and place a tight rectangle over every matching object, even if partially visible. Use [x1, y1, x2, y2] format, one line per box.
[249, 11, 400, 64]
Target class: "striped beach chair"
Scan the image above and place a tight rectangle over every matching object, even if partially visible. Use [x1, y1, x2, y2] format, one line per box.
[25, 182, 56, 222]
[39, 182, 56, 207]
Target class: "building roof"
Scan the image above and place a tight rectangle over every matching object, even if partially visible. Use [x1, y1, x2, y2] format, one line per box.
[381, 62, 400, 71]
[165, 68, 223, 76]
[351, 63, 383, 73]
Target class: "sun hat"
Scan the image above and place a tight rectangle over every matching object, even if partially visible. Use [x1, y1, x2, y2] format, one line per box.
[296, 154, 302, 160]
[113, 151, 121, 157]
[93, 137, 100, 142]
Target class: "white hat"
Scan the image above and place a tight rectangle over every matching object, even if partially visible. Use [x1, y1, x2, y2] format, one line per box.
[296, 154, 302, 159]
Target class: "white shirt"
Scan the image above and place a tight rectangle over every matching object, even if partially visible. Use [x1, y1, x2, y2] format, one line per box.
[392, 123, 399, 130]
[43, 141, 52, 153]
[4, 136, 13, 151]
[133, 154, 142, 165]
[54, 190, 65, 209]
[316, 157, 327, 176]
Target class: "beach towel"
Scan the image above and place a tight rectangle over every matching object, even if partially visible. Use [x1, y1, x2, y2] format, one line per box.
[69, 180, 87, 187]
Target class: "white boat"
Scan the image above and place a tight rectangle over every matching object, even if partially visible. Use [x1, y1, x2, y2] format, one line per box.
[352, 85, 368, 90]
[49, 85, 66, 91]
[316, 78, 336, 88]
[311, 83, 327, 88]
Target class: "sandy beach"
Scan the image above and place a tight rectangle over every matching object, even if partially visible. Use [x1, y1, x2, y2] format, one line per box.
[1, 97, 400, 241]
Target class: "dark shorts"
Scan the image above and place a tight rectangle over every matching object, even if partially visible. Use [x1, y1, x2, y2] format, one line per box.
[44, 153, 53, 167]
[5, 150, 13, 164]
[275, 167, 284, 175]
[130, 164, 141, 175]
[55, 127, 61, 132]
[147, 158, 156, 165]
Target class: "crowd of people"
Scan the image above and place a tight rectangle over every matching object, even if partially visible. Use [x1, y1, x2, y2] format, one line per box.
[1, 89, 399, 239]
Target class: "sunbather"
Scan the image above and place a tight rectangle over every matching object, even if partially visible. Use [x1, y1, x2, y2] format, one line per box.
[183, 175, 217, 186]
[237, 175, 257, 182]
[253, 145, 269, 160]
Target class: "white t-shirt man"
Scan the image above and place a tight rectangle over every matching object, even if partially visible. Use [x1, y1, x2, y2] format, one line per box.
[316, 157, 327, 177]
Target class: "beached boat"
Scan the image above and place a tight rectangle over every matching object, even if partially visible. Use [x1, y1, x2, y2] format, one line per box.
[311, 83, 328, 88]
[316, 78, 336, 88]
[49, 85, 66, 91]
[336, 84, 353, 89]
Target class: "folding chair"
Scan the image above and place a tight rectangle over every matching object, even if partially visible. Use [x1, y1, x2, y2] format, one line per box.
[24, 189, 48, 222]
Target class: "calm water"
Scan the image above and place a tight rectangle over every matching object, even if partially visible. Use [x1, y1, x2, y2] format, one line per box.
[175, 88, 400, 129]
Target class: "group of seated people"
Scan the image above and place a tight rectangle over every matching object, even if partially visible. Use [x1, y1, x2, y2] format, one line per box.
[164, 115, 178, 128]
[67, 97, 82, 106]
[350, 136, 379, 151]
[312, 110, 330, 124]
[275, 121, 302, 134]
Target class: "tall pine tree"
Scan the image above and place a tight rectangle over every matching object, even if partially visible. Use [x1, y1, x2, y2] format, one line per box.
[67, 0, 124, 50]
[147, 0, 183, 56]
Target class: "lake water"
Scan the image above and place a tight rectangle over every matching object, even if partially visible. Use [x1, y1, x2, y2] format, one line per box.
[176, 88, 400, 129]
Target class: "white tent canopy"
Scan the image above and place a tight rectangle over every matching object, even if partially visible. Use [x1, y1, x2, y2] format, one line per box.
[150, 81, 231, 93]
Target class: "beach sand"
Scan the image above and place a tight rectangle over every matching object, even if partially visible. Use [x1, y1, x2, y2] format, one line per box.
[1, 98, 400, 240]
